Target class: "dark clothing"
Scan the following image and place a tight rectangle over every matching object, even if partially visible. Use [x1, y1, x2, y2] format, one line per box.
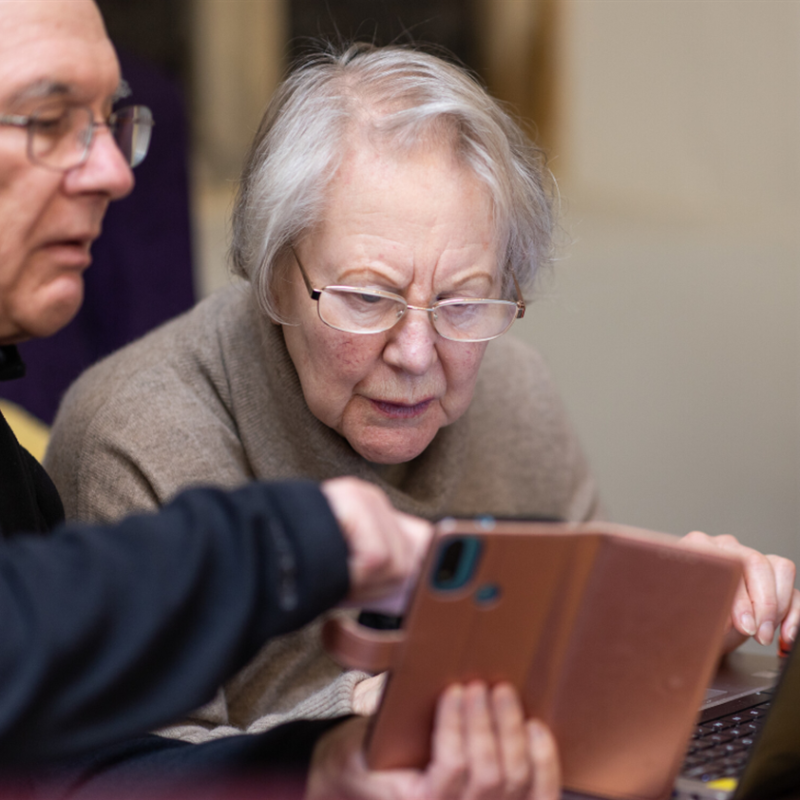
[34, 721, 344, 799]
[0, 345, 25, 381]
[0, 346, 64, 535]
[0, 393, 349, 766]
[0, 347, 351, 795]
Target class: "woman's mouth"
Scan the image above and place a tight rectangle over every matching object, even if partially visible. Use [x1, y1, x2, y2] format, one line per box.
[370, 398, 434, 419]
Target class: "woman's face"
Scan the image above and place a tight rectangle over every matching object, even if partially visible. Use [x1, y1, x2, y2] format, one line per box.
[280, 140, 500, 465]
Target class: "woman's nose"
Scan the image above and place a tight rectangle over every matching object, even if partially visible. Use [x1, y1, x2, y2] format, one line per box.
[382, 308, 439, 375]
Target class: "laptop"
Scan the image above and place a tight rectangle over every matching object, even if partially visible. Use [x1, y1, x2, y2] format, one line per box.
[564, 648, 799, 800]
[671, 644, 800, 800]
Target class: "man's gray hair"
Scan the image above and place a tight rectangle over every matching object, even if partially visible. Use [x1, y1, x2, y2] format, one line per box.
[231, 42, 556, 321]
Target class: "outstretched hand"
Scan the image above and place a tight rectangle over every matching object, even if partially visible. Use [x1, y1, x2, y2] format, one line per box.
[321, 477, 432, 608]
[307, 682, 561, 800]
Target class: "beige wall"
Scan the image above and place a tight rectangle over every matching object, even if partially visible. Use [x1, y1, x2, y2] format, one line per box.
[557, 0, 800, 227]
[510, 1, 800, 588]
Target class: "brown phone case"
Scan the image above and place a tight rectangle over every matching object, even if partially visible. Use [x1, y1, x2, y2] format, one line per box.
[323, 519, 742, 800]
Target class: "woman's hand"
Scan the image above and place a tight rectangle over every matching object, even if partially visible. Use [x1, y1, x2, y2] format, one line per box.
[307, 682, 560, 800]
[681, 531, 800, 653]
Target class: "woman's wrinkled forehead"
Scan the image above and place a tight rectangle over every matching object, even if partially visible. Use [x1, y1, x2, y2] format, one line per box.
[327, 121, 501, 248]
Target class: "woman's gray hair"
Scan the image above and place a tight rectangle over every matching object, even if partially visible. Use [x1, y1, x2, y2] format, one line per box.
[231, 42, 556, 321]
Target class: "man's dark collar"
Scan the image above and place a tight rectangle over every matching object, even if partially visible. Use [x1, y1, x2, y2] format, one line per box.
[0, 345, 26, 382]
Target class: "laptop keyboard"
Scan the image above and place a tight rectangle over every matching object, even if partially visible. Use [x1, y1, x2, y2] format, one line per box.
[680, 701, 771, 783]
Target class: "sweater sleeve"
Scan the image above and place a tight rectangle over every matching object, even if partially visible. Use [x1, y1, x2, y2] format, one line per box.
[0, 480, 349, 765]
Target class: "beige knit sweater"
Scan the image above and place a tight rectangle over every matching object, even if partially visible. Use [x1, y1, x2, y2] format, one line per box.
[45, 283, 600, 743]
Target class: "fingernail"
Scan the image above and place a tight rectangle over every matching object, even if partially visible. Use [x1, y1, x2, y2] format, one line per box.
[757, 621, 775, 645]
[527, 720, 547, 743]
[491, 683, 515, 709]
[787, 625, 797, 643]
[741, 613, 757, 636]
[465, 682, 487, 710]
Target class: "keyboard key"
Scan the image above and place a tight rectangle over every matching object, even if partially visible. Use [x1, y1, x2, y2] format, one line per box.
[742, 722, 761, 733]
[697, 723, 723, 736]
[708, 733, 735, 744]
[723, 766, 742, 777]
[685, 765, 723, 781]
[721, 742, 746, 754]
[721, 755, 747, 768]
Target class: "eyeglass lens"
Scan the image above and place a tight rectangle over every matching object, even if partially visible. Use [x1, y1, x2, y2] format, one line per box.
[111, 106, 153, 167]
[29, 105, 153, 169]
[318, 288, 518, 342]
[29, 106, 93, 169]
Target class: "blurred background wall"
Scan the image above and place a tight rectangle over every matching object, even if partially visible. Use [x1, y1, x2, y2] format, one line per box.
[88, 1, 800, 604]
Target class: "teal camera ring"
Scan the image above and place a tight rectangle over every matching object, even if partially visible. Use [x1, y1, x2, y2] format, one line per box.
[431, 535, 483, 591]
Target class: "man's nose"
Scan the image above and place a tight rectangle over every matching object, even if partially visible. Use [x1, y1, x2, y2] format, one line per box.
[382, 308, 439, 375]
[62, 126, 135, 200]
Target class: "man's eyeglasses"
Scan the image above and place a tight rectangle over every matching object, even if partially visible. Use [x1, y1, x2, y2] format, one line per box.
[0, 104, 154, 171]
[292, 248, 525, 343]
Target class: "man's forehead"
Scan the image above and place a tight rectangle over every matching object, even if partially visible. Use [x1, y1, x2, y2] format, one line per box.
[0, 0, 120, 108]
[0, 0, 106, 41]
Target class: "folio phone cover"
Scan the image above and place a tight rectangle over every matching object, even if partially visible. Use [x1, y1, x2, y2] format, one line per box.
[324, 520, 742, 800]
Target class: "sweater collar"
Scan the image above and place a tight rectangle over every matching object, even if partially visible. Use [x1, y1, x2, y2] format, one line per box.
[0, 346, 25, 382]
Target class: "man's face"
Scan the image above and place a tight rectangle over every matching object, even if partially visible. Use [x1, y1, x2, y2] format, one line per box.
[0, 0, 133, 345]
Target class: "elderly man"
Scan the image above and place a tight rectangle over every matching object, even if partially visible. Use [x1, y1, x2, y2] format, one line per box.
[0, 1, 560, 798]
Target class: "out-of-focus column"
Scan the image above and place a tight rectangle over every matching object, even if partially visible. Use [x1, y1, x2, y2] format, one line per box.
[473, 0, 558, 151]
[190, 0, 287, 296]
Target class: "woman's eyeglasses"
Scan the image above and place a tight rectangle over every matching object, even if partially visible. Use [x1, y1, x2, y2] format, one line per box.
[0, 104, 154, 170]
[292, 248, 525, 343]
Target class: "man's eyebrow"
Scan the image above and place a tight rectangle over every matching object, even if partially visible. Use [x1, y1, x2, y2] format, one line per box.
[8, 80, 72, 105]
[7, 80, 130, 109]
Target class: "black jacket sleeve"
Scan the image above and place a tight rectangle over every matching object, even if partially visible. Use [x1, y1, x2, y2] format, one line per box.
[0, 480, 350, 765]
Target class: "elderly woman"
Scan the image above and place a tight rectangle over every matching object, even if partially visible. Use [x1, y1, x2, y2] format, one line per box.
[46, 43, 798, 746]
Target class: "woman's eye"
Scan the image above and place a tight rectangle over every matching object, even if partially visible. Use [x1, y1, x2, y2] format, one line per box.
[355, 293, 384, 305]
[440, 302, 482, 325]
[338, 291, 393, 314]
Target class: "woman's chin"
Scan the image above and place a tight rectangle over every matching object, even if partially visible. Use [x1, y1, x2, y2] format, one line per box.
[348, 429, 438, 465]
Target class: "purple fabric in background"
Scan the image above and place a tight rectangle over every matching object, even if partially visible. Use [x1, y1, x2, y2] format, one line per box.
[2, 50, 196, 425]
